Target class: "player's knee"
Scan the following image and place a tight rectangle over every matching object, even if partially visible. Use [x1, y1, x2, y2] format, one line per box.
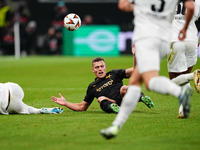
[120, 86, 128, 96]
[97, 96, 107, 103]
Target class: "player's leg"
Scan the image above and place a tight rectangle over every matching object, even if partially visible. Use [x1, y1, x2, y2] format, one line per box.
[101, 67, 142, 139]
[23, 104, 41, 114]
[100, 39, 166, 139]
[6, 82, 30, 114]
[100, 39, 192, 139]
[168, 41, 198, 117]
[171, 71, 194, 86]
[97, 97, 119, 113]
[147, 41, 193, 118]
[136, 40, 184, 99]
[6, 82, 63, 114]
[177, 83, 191, 118]
[168, 41, 198, 88]
[6, 83, 38, 114]
[185, 41, 199, 94]
[120, 85, 154, 109]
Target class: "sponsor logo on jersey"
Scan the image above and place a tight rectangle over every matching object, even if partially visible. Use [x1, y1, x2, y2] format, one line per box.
[96, 79, 113, 92]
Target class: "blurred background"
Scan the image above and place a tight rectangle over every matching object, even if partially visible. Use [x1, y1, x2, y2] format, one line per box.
[0, 0, 200, 57]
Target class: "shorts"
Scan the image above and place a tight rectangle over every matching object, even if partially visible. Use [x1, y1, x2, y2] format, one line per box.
[167, 41, 198, 72]
[135, 38, 169, 74]
[0, 83, 9, 114]
[6, 82, 29, 114]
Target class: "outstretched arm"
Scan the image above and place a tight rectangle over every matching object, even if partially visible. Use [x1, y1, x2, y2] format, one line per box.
[51, 93, 90, 111]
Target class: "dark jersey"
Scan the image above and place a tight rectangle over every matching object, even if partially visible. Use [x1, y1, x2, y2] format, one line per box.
[84, 69, 128, 106]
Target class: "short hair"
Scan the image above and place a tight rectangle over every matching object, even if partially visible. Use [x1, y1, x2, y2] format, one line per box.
[92, 57, 105, 66]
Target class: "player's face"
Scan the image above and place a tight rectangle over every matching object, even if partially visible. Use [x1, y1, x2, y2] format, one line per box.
[92, 61, 107, 78]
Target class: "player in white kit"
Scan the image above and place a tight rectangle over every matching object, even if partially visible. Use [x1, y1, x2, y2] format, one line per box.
[167, 0, 200, 118]
[0, 82, 63, 115]
[100, 0, 194, 139]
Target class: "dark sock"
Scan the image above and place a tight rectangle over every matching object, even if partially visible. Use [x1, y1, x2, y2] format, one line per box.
[100, 100, 113, 113]
[138, 92, 145, 102]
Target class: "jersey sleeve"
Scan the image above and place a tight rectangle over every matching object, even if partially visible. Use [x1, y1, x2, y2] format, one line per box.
[83, 84, 95, 104]
[111, 69, 127, 79]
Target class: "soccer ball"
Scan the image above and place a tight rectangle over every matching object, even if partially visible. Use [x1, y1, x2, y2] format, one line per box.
[63, 13, 81, 31]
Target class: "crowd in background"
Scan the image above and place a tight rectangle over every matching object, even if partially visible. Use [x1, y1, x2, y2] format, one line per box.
[1, 0, 199, 56]
[0, 0, 94, 56]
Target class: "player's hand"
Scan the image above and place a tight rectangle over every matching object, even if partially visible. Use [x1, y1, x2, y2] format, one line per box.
[51, 93, 67, 106]
[178, 29, 186, 41]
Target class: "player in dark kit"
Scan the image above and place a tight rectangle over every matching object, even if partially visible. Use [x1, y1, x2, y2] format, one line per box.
[51, 57, 154, 113]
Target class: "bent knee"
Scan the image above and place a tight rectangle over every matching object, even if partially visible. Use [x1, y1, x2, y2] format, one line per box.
[97, 96, 108, 103]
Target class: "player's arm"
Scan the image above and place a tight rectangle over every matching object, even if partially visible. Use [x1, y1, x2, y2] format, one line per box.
[51, 93, 90, 111]
[125, 44, 136, 78]
[125, 67, 134, 78]
[178, 0, 195, 41]
[124, 44, 136, 78]
[118, 0, 134, 12]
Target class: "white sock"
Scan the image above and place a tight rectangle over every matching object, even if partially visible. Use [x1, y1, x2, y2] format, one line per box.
[148, 76, 181, 98]
[25, 104, 41, 114]
[112, 85, 141, 128]
[172, 73, 194, 86]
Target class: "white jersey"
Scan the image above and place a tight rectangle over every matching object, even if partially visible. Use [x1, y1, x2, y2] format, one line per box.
[133, 0, 187, 42]
[171, 1, 200, 42]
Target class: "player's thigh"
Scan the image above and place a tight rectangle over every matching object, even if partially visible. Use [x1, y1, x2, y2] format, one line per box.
[141, 70, 159, 90]
[7, 83, 29, 114]
[185, 41, 198, 68]
[135, 38, 169, 74]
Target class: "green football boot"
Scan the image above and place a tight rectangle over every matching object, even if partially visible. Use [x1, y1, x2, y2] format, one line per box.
[141, 96, 155, 109]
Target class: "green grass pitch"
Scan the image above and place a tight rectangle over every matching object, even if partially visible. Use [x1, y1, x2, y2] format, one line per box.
[0, 56, 200, 150]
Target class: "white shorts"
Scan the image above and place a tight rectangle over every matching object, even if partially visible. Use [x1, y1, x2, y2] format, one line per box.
[3, 82, 31, 114]
[135, 38, 169, 74]
[6, 82, 30, 114]
[167, 41, 198, 72]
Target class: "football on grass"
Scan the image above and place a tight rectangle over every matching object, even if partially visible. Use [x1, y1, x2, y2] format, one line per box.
[63, 13, 81, 31]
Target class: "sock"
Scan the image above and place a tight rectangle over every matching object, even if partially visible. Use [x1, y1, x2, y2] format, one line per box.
[172, 73, 194, 86]
[148, 76, 181, 98]
[138, 92, 145, 102]
[112, 85, 141, 128]
[25, 104, 41, 114]
[100, 100, 113, 113]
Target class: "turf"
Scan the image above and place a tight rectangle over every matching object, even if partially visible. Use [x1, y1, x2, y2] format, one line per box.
[0, 56, 200, 150]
